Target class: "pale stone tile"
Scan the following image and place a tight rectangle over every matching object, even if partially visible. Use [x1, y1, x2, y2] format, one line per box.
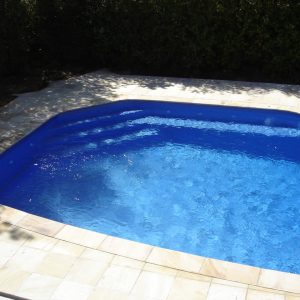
[258, 269, 300, 293]
[167, 276, 210, 300]
[248, 285, 284, 294]
[97, 265, 141, 293]
[200, 258, 260, 285]
[0, 240, 23, 266]
[55, 225, 106, 248]
[212, 278, 247, 288]
[246, 289, 284, 300]
[286, 293, 300, 300]
[80, 248, 114, 263]
[36, 252, 76, 278]
[6, 246, 47, 272]
[16, 273, 61, 300]
[65, 257, 110, 286]
[23, 231, 57, 250]
[17, 214, 64, 236]
[0, 205, 27, 224]
[128, 295, 159, 300]
[0, 266, 31, 294]
[111, 255, 144, 269]
[147, 247, 204, 273]
[144, 263, 178, 276]
[51, 280, 93, 300]
[177, 270, 212, 282]
[99, 236, 152, 261]
[88, 287, 131, 300]
[131, 271, 174, 300]
[51, 240, 85, 257]
[206, 283, 247, 300]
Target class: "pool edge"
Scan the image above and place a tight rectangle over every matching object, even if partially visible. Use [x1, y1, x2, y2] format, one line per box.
[1, 204, 300, 294]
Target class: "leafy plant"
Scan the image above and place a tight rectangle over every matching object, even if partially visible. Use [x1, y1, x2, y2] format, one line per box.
[0, 0, 299, 83]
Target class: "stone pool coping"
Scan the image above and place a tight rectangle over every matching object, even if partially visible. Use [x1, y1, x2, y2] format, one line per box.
[1, 71, 300, 299]
[2, 204, 300, 297]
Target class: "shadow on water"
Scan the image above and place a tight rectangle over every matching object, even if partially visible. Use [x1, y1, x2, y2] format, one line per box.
[0, 205, 34, 242]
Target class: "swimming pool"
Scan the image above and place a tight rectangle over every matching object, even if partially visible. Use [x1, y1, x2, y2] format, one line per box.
[1, 100, 300, 274]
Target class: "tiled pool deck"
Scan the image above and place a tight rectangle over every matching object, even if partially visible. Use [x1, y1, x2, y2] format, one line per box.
[1, 70, 300, 299]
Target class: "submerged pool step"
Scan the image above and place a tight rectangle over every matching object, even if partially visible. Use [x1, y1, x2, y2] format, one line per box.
[49, 109, 150, 135]
[42, 130, 164, 158]
[48, 110, 300, 146]
[45, 111, 196, 142]
[50, 100, 300, 132]
[51, 102, 147, 127]
[43, 124, 300, 164]
[44, 123, 160, 147]
[42, 113, 300, 164]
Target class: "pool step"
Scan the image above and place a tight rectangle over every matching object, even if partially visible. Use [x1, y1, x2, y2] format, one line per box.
[49, 109, 150, 136]
[43, 123, 300, 164]
[47, 112, 300, 145]
[43, 130, 164, 157]
[44, 123, 160, 146]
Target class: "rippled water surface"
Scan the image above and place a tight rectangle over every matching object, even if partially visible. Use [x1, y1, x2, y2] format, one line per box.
[1, 102, 300, 273]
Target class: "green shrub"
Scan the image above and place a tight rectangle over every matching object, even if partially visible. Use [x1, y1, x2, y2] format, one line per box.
[0, 0, 35, 75]
[0, 0, 299, 83]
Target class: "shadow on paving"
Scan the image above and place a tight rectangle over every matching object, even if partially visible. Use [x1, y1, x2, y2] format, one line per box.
[0, 206, 33, 242]
[0, 70, 299, 154]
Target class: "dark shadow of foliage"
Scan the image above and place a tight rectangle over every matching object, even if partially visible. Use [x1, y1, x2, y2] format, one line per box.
[0, 1, 299, 84]
[0, 68, 299, 154]
[0, 206, 34, 241]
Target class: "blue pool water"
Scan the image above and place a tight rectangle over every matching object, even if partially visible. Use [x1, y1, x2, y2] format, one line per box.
[1, 100, 300, 273]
